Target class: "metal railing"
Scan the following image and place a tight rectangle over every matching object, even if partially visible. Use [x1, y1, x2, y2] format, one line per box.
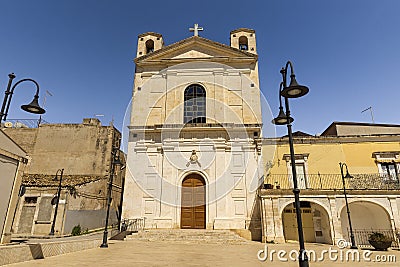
[265, 173, 400, 190]
[3, 118, 49, 128]
[349, 229, 400, 249]
[121, 218, 145, 233]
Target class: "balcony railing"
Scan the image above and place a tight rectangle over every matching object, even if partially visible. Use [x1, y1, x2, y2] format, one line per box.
[3, 119, 49, 128]
[265, 173, 400, 190]
[350, 229, 400, 249]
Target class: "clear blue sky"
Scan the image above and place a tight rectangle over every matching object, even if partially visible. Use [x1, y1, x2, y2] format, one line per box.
[1, 0, 399, 137]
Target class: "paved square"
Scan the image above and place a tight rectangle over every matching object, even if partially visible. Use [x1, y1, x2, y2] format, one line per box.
[6, 239, 400, 267]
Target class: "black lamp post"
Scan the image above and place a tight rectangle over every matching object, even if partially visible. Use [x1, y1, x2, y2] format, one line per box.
[0, 73, 46, 124]
[339, 162, 357, 249]
[272, 61, 309, 267]
[100, 137, 121, 248]
[50, 169, 64, 236]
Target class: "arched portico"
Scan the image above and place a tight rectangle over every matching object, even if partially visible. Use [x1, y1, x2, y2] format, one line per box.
[282, 201, 332, 244]
[340, 200, 392, 240]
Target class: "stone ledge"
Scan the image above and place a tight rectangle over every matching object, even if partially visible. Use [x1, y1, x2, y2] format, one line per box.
[0, 238, 101, 266]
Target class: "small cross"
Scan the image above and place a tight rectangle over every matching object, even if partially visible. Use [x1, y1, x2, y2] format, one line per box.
[189, 23, 203, 37]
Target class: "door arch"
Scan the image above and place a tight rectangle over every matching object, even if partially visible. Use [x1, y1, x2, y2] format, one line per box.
[340, 201, 392, 240]
[181, 174, 206, 229]
[282, 201, 332, 244]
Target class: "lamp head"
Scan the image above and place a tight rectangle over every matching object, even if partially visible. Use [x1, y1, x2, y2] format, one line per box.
[280, 74, 309, 98]
[21, 95, 46, 114]
[340, 163, 353, 178]
[53, 174, 59, 181]
[272, 107, 294, 125]
[53, 169, 64, 180]
[18, 185, 26, 197]
[344, 170, 353, 179]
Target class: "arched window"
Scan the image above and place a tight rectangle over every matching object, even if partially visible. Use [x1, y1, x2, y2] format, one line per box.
[146, 39, 154, 54]
[239, 36, 248, 51]
[184, 84, 206, 124]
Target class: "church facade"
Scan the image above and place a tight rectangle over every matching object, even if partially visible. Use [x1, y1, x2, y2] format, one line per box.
[122, 27, 263, 239]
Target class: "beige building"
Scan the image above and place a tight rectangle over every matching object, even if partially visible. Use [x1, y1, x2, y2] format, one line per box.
[0, 130, 27, 243]
[3, 118, 124, 236]
[122, 27, 263, 239]
[261, 122, 400, 248]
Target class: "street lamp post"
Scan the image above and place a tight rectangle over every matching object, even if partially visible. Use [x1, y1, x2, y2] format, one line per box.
[0, 73, 46, 124]
[339, 162, 358, 249]
[272, 61, 310, 267]
[100, 136, 121, 248]
[50, 169, 64, 236]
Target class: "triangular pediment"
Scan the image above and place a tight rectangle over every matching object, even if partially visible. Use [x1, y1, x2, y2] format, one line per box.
[171, 49, 214, 59]
[135, 36, 257, 65]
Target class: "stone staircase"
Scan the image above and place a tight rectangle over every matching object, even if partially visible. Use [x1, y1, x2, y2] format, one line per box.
[127, 229, 249, 244]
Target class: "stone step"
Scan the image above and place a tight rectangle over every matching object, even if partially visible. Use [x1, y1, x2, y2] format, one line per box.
[127, 229, 248, 243]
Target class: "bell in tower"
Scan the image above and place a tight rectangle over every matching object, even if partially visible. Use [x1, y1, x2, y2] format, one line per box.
[136, 32, 164, 58]
[230, 28, 257, 54]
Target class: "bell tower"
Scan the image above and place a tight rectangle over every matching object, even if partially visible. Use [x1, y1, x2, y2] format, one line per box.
[136, 32, 164, 58]
[230, 28, 257, 54]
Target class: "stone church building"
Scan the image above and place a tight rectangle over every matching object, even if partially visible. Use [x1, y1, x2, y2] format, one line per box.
[122, 27, 264, 239]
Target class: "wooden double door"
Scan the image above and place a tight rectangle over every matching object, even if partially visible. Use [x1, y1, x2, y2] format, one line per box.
[181, 175, 206, 229]
[283, 207, 315, 242]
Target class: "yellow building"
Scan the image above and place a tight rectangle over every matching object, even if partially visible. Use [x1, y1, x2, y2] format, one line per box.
[261, 122, 400, 248]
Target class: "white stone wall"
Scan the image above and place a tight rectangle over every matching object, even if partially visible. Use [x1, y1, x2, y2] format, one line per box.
[122, 137, 262, 230]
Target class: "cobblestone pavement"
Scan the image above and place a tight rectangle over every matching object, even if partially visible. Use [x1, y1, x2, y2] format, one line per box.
[7, 239, 400, 267]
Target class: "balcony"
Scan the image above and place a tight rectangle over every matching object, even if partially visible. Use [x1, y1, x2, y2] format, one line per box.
[264, 173, 400, 191]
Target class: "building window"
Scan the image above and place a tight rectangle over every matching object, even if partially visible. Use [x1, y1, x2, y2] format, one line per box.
[184, 84, 206, 124]
[24, 197, 37, 204]
[145, 39, 154, 54]
[373, 151, 400, 182]
[289, 162, 308, 189]
[295, 162, 307, 185]
[299, 201, 311, 208]
[284, 154, 309, 189]
[238, 36, 248, 51]
[380, 162, 399, 181]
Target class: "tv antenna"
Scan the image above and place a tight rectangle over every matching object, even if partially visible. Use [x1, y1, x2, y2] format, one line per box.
[38, 90, 53, 125]
[361, 106, 374, 123]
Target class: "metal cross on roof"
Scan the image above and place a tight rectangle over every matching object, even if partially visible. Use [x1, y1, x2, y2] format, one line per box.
[189, 23, 203, 36]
